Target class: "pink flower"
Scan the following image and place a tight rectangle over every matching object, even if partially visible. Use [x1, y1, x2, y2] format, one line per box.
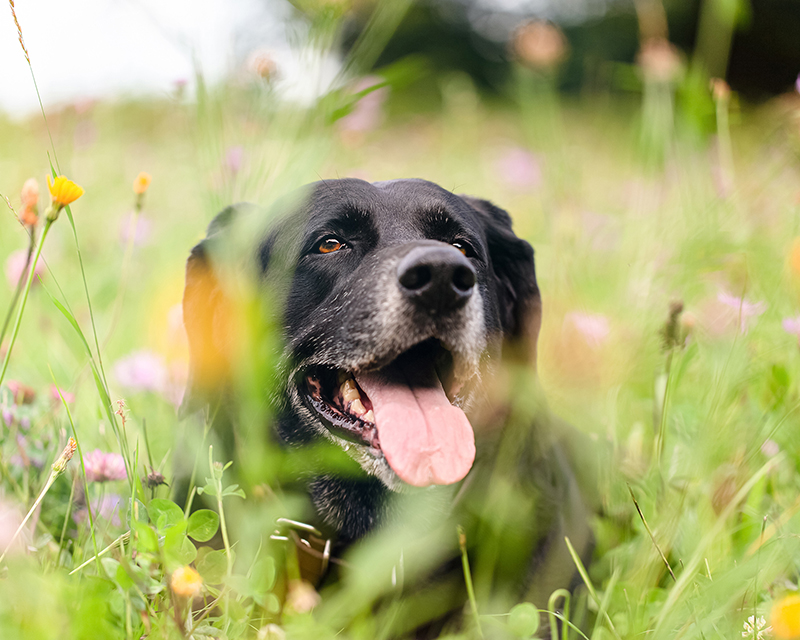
[0, 499, 25, 555]
[224, 146, 244, 174]
[4, 249, 45, 289]
[761, 439, 780, 457]
[83, 449, 127, 482]
[114, 350, 168, 393]
[783, 316, 800, 336]
[50, 384, 75, 404]
[118, 213, 153, 247]
[493, 147, 542, 191]
[796, 74, 800, 95]
[338, 77, 388, 134]
[74, 493, 123, 527]
[565, 312, 610, 347]
[717, 291, 766, 333]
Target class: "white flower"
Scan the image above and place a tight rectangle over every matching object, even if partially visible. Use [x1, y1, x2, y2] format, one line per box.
[742, 615, 771, 640]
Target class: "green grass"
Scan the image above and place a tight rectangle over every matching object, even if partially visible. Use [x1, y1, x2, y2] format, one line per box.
[2, 19, 800, 639]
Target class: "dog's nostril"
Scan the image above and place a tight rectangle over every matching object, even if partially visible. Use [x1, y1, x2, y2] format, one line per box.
[399, 265, 432, 291]
[453, 265, 476, 292]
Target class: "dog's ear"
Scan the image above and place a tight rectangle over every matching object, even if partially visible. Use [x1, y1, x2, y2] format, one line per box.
[180, 204, 259, 417]
[462, 196, 542, 366]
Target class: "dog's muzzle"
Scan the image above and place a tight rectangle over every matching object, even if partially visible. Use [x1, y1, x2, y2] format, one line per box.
[397, 244, 476, 315]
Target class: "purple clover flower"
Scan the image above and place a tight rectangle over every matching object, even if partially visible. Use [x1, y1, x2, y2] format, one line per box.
[114, 350, 168, 394]
[717, 292, 766, 333]
[83, 449, 127, 482]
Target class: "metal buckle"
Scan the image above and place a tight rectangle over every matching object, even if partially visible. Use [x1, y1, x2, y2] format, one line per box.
[270, 517, 333, 577]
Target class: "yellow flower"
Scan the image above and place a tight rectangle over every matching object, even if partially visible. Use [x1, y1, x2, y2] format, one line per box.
[772, 594, 800, 639]
[47, 175, 84, 207]
[170, 566, 203, 598]
[790, 238, 800, 277]
[133, 172, 151, 195]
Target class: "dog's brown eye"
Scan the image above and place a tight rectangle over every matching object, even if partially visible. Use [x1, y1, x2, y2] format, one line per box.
[451, 242, 468, 256]
[318, 238, 343, 254]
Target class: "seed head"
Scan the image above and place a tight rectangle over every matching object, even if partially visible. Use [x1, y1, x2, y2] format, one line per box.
[52, 437, 77, 475]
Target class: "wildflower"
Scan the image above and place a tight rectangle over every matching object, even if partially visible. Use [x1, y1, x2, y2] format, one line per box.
[83, 449, 127, 482]
[45, 175, 83, 221]
[338, 77, 388, 136]
[717, 291, 767, 333]
[761, 439, 780, 457]
[49, 384, 75, 404]
[6, 380, 35, 405]
[20, 178, 38, 210]
[74, 493, 123, 527]
[710, 78, 731, 101]
[637, 38, 682, 83]
[660, 301, 685, 351]
[285, 580, 320, 613]
[5, 249, 45, 289]
[743, 614, 772, 639]
[144, 468, 168, 489]
[113, 350, 168, 394]
[796, 74, 800, 95]
[132, 172, 151, 195]
[19, 178, 39, 226]
[0, 499, 24, 556]
[257, 625, 286, 640]
[247, 50, 277, 80]
[789, 239, 800, 277]
[493, 147, 542, 191]
[170, 566, 203, 598]
[52, 437, 77, 474]
[771, 595, 800, 639]
[565, 312, 610, 347]
[225, 146, 244, 174]
[512, 20, 568, 70]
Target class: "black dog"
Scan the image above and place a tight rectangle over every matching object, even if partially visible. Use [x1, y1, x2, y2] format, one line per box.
[182, 178, 594, 632]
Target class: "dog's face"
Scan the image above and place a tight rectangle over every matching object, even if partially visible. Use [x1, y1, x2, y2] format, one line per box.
[183, 178, 541, 496]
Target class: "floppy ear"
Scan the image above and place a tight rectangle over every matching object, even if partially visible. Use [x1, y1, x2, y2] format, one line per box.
[462, 196, 542, 367]
[180, 204, 259, 417]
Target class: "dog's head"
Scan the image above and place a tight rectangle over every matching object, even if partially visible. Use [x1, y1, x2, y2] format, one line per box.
[183, 178, 541, 492]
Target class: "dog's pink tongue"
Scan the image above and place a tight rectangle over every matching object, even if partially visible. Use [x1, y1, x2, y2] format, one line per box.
[356, 360, 475, 488]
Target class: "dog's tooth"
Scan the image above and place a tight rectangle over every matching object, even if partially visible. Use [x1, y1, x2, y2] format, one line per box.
[363, 409, 375, 424]
[341, 378, 361, 402]
[350, 398, 366, 415]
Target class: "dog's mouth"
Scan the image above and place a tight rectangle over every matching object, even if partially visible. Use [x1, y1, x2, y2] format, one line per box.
[301, 338, 476, 488]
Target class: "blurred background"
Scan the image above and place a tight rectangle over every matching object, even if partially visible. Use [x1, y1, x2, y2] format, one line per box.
[3, 0, 799, 117]
[2, 1, 800, 638]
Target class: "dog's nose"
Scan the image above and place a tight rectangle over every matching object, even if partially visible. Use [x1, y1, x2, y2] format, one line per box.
[397, 245, 476, 313]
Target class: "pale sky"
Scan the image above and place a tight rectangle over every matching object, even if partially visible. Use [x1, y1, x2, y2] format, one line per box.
[0, 0, 302, 116]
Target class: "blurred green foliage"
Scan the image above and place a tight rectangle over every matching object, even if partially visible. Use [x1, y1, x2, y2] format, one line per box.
[1, 1, 800, 638]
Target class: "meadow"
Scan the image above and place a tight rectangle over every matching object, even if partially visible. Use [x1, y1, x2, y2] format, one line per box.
[2, 7, 800, 639]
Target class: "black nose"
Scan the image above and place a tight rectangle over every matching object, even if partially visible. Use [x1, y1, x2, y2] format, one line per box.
[397, 244, 476, 314]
